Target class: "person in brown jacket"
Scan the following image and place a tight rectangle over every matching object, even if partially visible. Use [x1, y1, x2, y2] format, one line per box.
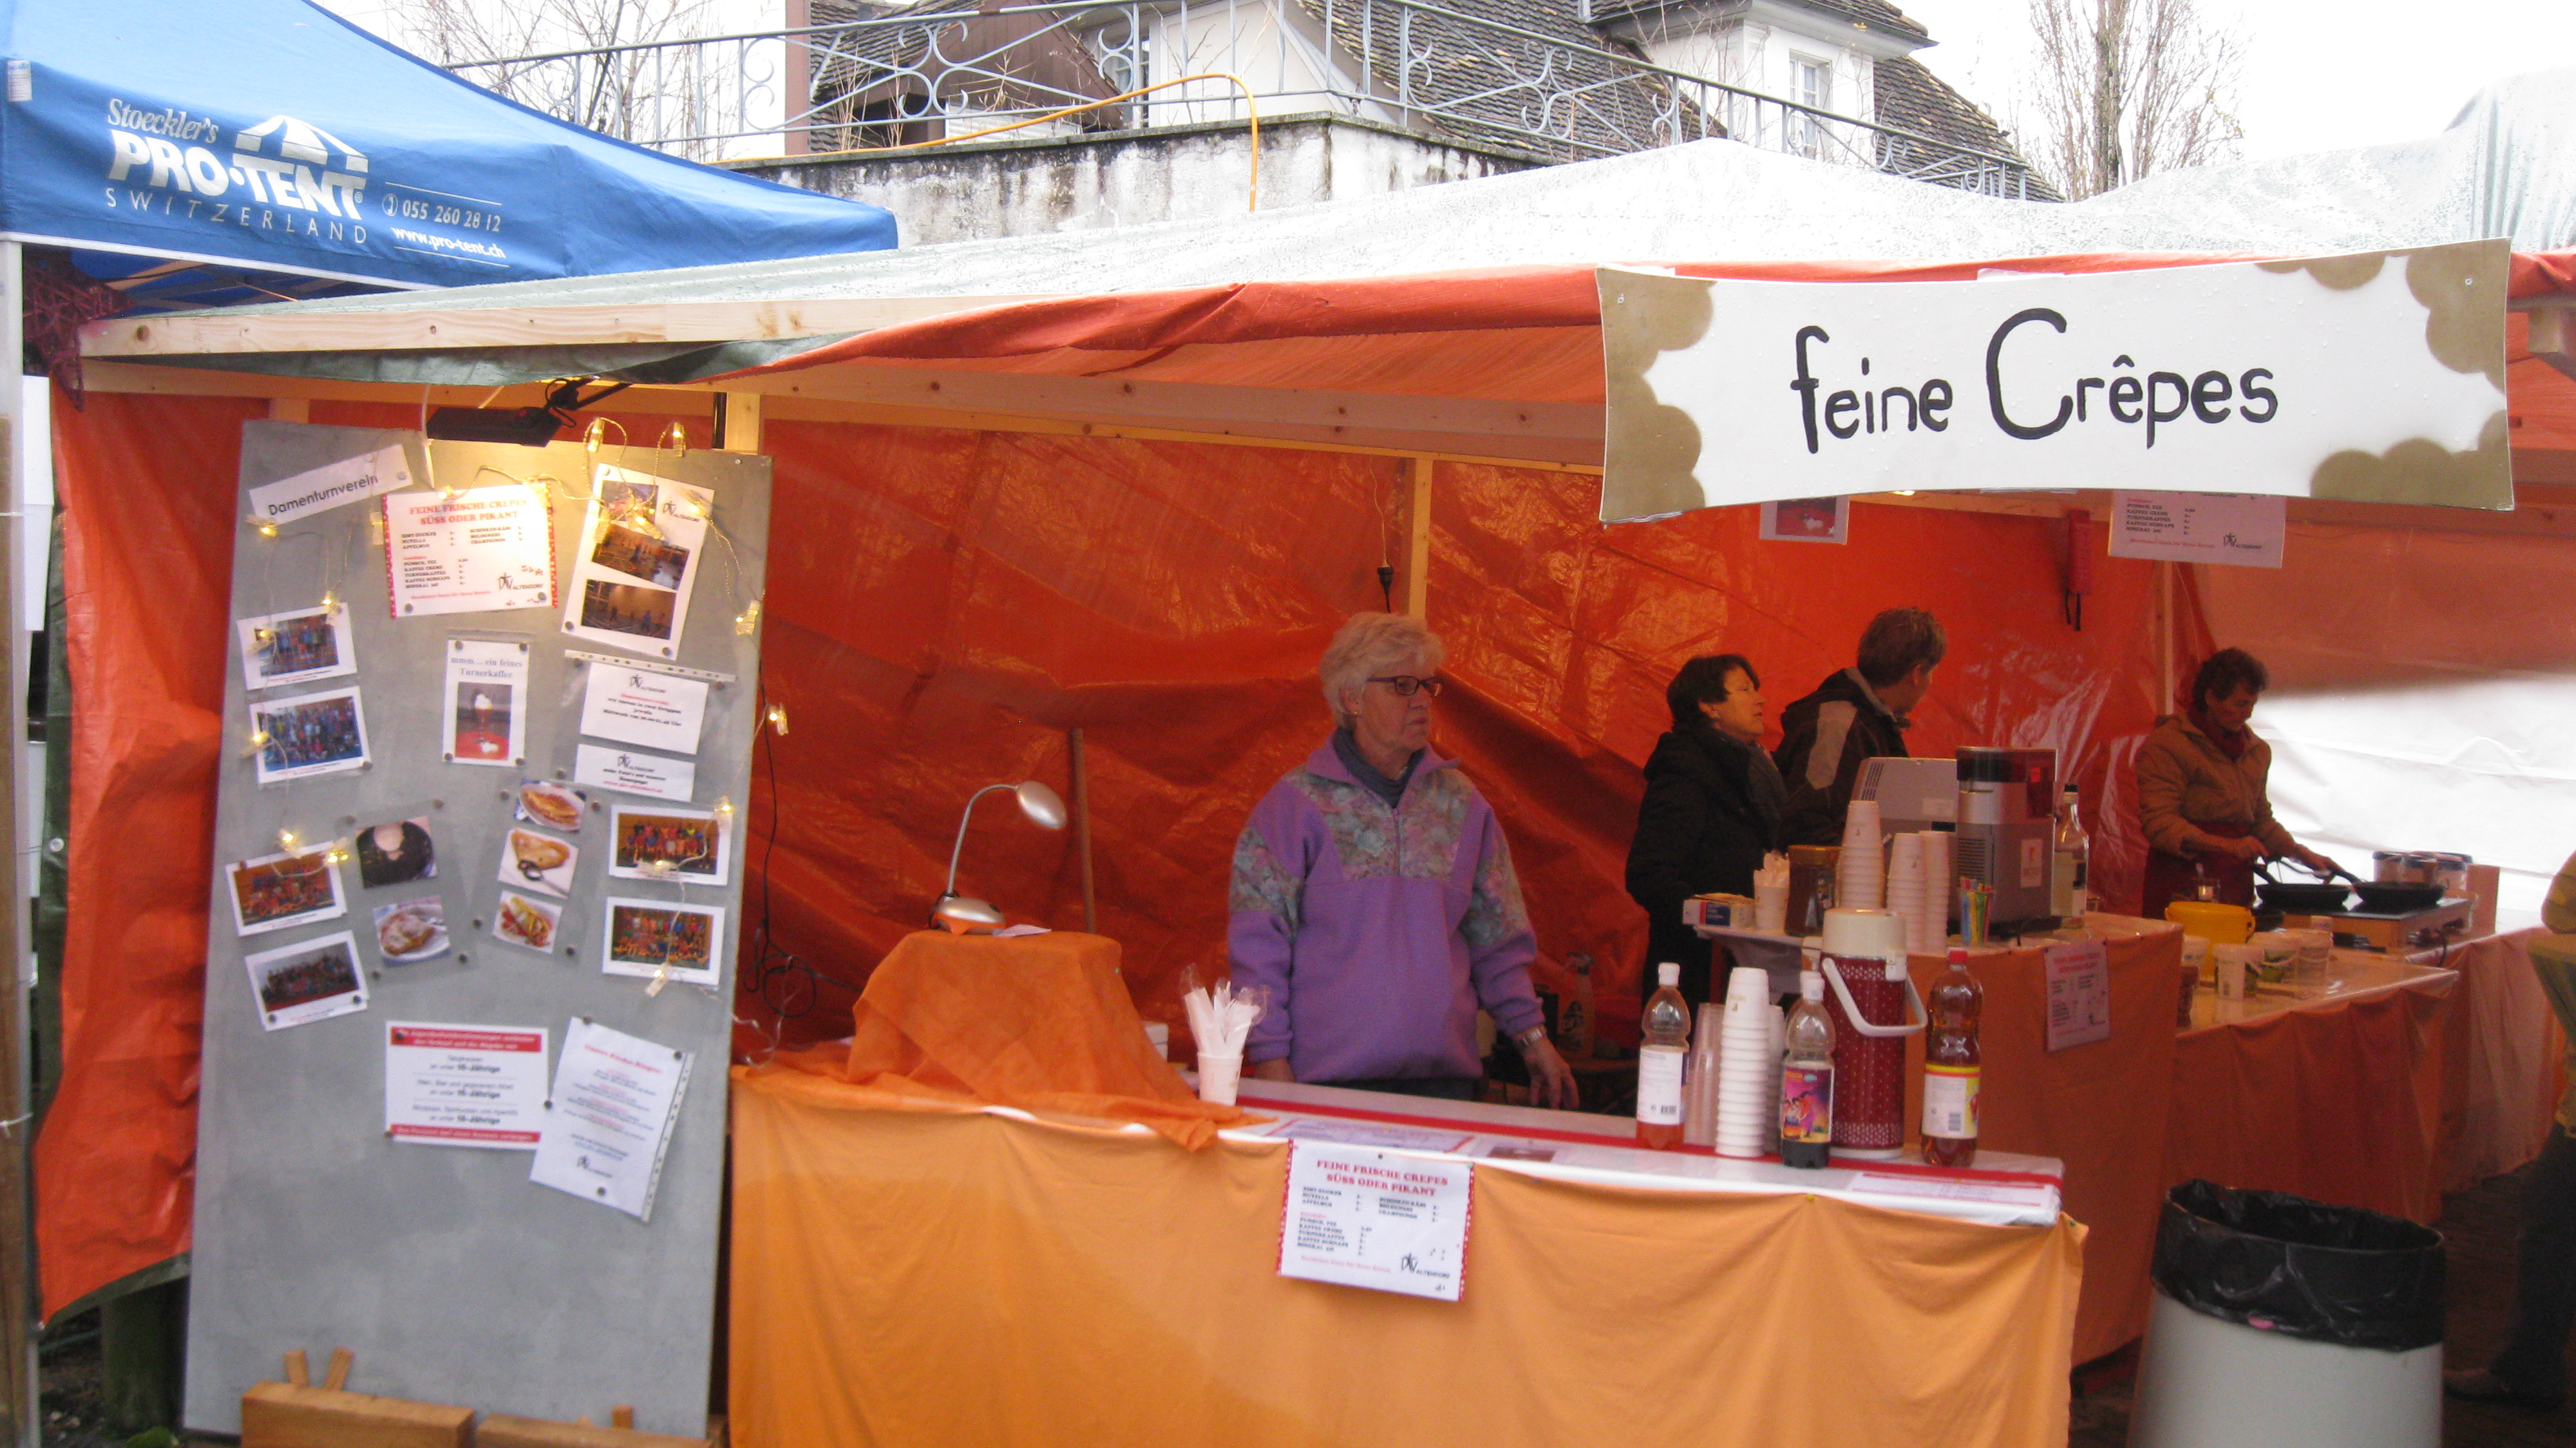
[2135, 647, 2340, 920]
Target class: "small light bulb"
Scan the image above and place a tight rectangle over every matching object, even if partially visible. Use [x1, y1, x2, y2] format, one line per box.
[658, 422, 688, 458]
[318, 591, 336, 611]
[765, 703, 790, 736]
[278, 828, 299, 850]
[735, 598, 762, 635]
[249, 729, 271, 748]
[584, 417, 609, 455]
[254, 519, 278, 538]
[647, 967, 670, 997]
[714, 796, 734, 818]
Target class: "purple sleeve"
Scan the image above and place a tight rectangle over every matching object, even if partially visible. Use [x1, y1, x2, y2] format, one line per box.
[1460, 808, 1544, 1038]
[1227, 792, 1304, 1064]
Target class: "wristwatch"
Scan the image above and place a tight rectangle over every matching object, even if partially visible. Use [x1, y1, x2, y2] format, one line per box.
[1511, 1025, 1550, 1054]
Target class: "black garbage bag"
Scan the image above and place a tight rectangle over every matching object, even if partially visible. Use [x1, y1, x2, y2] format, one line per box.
[2150, 1179, 2445, 1351]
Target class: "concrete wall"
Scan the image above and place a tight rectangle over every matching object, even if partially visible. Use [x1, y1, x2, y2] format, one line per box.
[726, 112, 1546, 247]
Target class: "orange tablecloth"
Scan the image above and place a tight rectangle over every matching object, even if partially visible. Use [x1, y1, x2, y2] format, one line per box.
[1899, 924, 2183, 1364]
[728, 1067, 2085, 1448]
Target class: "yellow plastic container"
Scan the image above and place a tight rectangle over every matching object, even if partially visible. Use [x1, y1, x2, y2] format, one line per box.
[2165, 900, 2255, 946]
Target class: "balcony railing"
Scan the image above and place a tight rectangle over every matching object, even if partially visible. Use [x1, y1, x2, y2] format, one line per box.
[448, 0, 2038, 198]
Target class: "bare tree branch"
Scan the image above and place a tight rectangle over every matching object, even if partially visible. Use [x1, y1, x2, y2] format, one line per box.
[385, 0, 732, 155]
[2023, 0, 2242, 200]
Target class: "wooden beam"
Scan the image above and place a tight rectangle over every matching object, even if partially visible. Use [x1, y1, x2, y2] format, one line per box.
[2527, 300, 2576, 385]
[1405, 456, 1433, 620]
[80, 295, 1058, 358]
[716, 392, 762, 455]
[267, 397, 310, 424]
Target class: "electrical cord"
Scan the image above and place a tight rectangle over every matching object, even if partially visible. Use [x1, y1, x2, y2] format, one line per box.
[739, 676, 820, 1025]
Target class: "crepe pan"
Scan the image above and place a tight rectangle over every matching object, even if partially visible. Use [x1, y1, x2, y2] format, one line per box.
[2253, 859, 2352, 913]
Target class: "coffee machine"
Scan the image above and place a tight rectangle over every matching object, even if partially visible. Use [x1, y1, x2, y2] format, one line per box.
[1953, 747, 2057, 934]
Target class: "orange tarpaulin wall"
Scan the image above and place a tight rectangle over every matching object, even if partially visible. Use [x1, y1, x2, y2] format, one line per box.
[33, 269, 2576, 1322]
[727, 1067, 2087, 1448]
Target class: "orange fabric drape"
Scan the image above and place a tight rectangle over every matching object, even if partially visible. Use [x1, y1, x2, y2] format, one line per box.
[728, 1067, 2086, 1448]
[830, 929, 1255, 1148]
[1901, 928, 2183, 1362]
[2166, 984, 2457, 1227]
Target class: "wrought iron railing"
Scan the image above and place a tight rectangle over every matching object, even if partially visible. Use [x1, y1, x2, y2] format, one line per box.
[448, 0, 2037, 198]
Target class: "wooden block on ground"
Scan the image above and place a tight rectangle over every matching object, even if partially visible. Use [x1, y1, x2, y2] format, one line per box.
[240, 1380, 471, 1448]
[475, 1413, 710, 1448]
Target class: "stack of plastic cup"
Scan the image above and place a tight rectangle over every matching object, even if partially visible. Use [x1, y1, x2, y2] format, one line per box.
[1684, 1002, 1723, 1147]
[1838, 800, 1884, 911]
[2289, 928, 2333, 998]
[1714, 966, 1779, 1158]
[1918, 831, 1952, 943]
[1886, 833, 1929, 955]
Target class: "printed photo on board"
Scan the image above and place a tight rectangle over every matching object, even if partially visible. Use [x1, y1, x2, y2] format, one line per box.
[244, 931, 368, 1030]
[225, 848, 346, 937]
[451, 680, 515, 763]
[372, 897, 450, 965]
[235, 605, 355, 692]
[601, 899, 723, 986]
[599, 474, 659, 527]
[609, 806, 728, 885]
[500, 828, 579, 899]
[578, 579, 677, 642]
[354, 819, 437, 889]
[515, 779, 589, 832]
[493, 891, 562, 955]
[591, 522, 691, 590]
[251, 687, 370, 785]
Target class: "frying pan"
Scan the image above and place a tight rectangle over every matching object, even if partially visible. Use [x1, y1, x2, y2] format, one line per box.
[2253, 859, 2351, 913]
[2352, 880, 2448, 913]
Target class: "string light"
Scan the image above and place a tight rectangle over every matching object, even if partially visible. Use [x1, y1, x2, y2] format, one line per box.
[647, 966, 670, 998]
[657, 421, 688, 459]
[764, 703, 790, 737]
[713, 796, 734, 819]
[252, 519, 278, 538]
[734, 598, 762, 635]
[278, 828, 299, 851]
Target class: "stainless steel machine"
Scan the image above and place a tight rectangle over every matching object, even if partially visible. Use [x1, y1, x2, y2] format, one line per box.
[1954, 747, 2058, 933]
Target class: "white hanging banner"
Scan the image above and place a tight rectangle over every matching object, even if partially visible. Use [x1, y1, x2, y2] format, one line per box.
[1599, 240, 2513, 523]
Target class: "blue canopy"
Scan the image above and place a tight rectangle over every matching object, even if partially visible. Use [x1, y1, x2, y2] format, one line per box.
[0, 0, 895, 304]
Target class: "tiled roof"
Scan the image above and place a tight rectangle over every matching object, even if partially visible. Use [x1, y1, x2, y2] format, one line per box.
[1871, 55, 2060, 199]
[1584, 0, 1929, 46]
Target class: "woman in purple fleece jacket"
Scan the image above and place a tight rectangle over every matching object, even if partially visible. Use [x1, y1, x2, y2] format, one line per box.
[1229, 614, 1579, 1108]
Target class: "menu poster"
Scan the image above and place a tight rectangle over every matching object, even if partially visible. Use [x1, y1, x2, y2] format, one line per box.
[578, 663, 709, 755]
[442, 638, 531, 767]
[530, 1018, 692, 1221]
[573, 743, 697, 803]
[236, 604, 357, 692]
[1278, 1143, 1472, 1302]
[561, 466, 713, 659]
[2107, 490, 2286, 569]
[384, 1023, 549, 1148]
[2043, 938, 2113, 1051]
[246, 441, 412, 528]
[386, 485, 558, 618]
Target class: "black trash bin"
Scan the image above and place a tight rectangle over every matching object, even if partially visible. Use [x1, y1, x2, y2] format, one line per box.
[2128, 1180, 2445, 1448]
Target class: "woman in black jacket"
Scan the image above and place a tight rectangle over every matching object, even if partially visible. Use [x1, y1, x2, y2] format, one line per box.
[1624, 654, 1787, 1016]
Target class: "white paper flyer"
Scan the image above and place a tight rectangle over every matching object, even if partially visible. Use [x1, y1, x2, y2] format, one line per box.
[1278, 1143, 1472, 1302]
[442, 638, 531, 767]
[560, 466, 711, 658]
[530, 1018, 692, 1221]
[2043, 938, 2114, 1051]
[573, 743, 697, 803]
[385, 1022, 549, 1148]
[578, 662, 709, 755]
[247, 441, 412, 527]
[386, 485, 558, 618]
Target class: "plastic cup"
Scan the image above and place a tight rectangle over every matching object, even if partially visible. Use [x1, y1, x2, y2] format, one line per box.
[1197, 1051, 1243, 1105]
[1755, 879, 1790, 933]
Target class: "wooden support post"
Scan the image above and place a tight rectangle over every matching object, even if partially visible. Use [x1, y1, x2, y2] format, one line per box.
[1069, 728, 1096, 935]
[1404, 455, 1433, 621]
[716, 393, 762, 455]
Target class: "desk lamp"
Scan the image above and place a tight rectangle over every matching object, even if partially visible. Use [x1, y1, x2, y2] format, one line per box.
[933, 780, 1067, 927]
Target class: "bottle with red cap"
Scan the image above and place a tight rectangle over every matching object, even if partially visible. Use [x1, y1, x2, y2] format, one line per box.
[1922, 946, 1984, 1168]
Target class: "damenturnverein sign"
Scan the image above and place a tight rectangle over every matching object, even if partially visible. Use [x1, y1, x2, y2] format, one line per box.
[1598, 240, 2513, 523]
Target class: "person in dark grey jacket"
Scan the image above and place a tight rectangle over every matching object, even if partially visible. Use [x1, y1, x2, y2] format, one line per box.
[1625, 654, 1786, 1016]
[1773, 607, 1944, 848]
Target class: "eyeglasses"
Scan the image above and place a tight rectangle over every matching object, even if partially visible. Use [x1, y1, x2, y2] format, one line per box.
[1367, 674, 1444, 698]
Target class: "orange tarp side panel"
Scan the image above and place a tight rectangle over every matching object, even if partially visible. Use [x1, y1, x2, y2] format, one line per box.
[1902, 928, 2184, 1364]
[35, 390, 257, 1319]
[727, 1066, 2085, 1448]
[2166, 985, 2456, 1227]
[2439, 932, 2566, 1192]
[833, 929, 1256, 1148]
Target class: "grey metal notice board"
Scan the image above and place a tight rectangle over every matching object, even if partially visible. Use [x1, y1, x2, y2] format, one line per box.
[183, 422, 771, 1436]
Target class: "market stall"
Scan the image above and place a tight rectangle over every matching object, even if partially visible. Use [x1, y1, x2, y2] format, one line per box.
[27, 73, 2576, 1434]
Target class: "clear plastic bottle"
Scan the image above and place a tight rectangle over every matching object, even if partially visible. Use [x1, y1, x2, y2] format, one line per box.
[1922, 946, 1984, 1168]
[1779, 970, 1835, 1169]
[2052, 785, 2091, 922]
[1636, 962, 1689, 1150]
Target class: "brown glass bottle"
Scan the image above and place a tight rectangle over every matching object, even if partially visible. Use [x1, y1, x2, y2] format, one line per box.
[1921, 946, 1984, 1168]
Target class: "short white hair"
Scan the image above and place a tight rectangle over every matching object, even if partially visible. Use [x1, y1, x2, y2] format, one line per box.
[1319, 613, 1444, 723]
